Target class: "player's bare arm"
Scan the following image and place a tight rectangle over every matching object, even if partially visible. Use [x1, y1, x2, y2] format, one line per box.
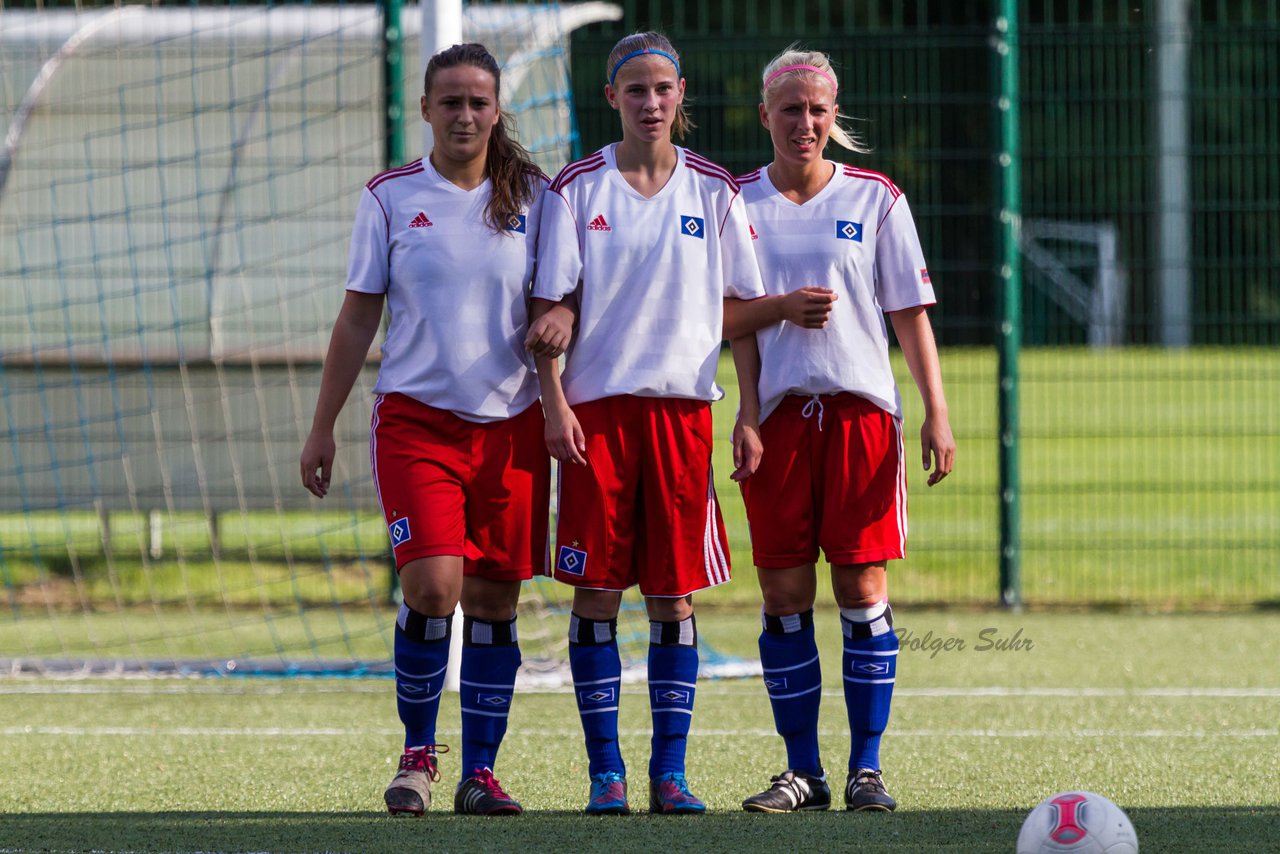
[721, 287, 837, 339]
[889, 304, 955, 486]
[728, 326, 764, 481]
[529, 297, 587, 465]
[525, 292, 578, 358]
[301, 290, 385, 498]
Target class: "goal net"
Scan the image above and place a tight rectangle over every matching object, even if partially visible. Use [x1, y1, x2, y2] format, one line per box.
[0, 2, 755, 685]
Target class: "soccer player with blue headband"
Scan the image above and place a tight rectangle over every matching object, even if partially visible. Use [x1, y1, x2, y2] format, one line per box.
[608, 46, 681, 87]
[530, 31, 767, 816]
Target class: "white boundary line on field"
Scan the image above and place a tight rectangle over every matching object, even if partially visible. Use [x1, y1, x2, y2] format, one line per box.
[0, 682, 389, 695]
[2, 683, 1279, 697]
[895, 687, 1280, 697]
[1, 724, 1277, 738]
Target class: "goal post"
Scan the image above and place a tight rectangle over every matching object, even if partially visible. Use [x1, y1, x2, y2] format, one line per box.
[0, 3, 773, 688]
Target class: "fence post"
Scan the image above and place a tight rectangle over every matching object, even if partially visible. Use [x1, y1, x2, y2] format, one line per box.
[380, 0, 405, 169]
[996, 2, 1023, 608]
[1155, 0, 1192, 347]
[420, 0, 464, 158]
[381, 0, 404, 607]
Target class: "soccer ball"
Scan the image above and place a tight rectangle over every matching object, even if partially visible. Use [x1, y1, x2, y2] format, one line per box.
[1016, 790, 1139, 853]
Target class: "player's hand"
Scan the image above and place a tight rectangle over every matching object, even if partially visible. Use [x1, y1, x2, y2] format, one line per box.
[731, 417, 763, 482]
[300, 430, 336, 498]
[525, 303, 575, 358]
[545, 405, 587, 465]
[920, 413, 955, 487]
[780, 287, 838, 329]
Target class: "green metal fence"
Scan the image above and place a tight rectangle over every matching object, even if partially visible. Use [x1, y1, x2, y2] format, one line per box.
[570, 0, 1280, 606]
[1, 1, 1275, 611]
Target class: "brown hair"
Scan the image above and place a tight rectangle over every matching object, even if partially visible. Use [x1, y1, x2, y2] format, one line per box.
[424, 43, 540, 233]
[605, 32, 694, 141]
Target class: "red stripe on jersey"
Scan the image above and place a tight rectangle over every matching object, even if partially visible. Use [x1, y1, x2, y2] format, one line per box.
[686, 159, 747, 234]
[877, 193, 902, 232]
[367, 159, 424, 191]
[367, 190, 391, 241]
[686, 161, 741, 192]
[685, 151, 739, 189]
[735, 169, 763, 185]
[843, 165, 901, 198]
[550, 154, 606, 192]
[684, 149, 733, 174]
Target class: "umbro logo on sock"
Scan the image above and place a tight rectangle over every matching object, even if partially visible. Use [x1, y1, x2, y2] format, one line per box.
[587, 214, 611, 232]
[409, 211, 433, 228]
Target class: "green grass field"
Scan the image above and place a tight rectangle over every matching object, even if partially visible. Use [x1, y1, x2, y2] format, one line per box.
[4, 347, 1278, 618]
[2, 608, 1278, 853]
[2, 347, 1278, 851]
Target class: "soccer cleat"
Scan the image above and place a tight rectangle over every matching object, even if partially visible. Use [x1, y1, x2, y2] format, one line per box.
[454, 767, 523, 816]
[585, 771, 630, 815]
[741, 769, 831, 813]
[649, 772, 707, 814]
[844, 768, 897, 812]
[384, 744, 446, 816]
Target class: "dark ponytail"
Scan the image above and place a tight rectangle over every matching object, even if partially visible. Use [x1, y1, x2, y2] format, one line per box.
[424, 43, 541, 233]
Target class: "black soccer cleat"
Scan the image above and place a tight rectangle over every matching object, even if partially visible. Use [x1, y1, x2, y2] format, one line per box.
[454, 767, 523, 816]
[741, 769, 831, 813]
[844, 768, 897, 812]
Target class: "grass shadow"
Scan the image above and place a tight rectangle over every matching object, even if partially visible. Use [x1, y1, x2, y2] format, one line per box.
[6, 806, 1278, 853]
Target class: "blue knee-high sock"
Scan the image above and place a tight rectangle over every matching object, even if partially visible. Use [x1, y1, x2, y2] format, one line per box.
[568, 614, 625, 777]
[841, 602, 898, 772]
[648, 616, 699, 778]
[758, 609, 823, 776]
[394, 603, 452, 749]
[459, 615, 521, 778]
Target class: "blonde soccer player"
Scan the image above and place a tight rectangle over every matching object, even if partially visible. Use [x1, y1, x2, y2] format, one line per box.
[727, 47, 956, 813]
[530, 31, 766, 815]
[301, 43, 572, 817]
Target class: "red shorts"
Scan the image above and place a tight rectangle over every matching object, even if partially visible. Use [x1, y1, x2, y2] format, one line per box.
[553, 395, 731, 597]
[741, 393, 905, 568]
[370, 393, 550, 580]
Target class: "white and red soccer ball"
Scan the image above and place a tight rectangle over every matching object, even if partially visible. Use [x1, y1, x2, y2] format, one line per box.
[1017, 790, 1139, 853]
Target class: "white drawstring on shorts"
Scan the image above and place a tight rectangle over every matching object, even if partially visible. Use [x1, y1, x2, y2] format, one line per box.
[800, 394, 825, 431]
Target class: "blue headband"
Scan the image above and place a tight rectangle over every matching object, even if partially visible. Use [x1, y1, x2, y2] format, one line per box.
[608, 48, 681, 87]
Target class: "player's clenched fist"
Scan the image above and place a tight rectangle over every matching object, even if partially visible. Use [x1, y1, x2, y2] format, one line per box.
[780, 286, 838, 328]
[524, 300, 576, 358]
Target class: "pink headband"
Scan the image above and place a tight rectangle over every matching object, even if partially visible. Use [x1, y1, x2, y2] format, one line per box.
[763, 64, 837, 93]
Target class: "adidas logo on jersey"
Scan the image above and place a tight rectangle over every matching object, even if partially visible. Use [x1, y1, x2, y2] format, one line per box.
[587, 214, 612, 231]
[409, 211, 433, 228]
[749, 224, 759, 241]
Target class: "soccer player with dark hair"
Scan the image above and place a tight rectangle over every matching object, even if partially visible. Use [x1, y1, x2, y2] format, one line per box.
[301, 43, 573, 817]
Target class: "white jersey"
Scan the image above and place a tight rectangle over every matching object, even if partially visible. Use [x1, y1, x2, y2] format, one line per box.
[533, 144, 765, 405]
[345, 157, 547, 422]
[738, 161, 935, 421]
